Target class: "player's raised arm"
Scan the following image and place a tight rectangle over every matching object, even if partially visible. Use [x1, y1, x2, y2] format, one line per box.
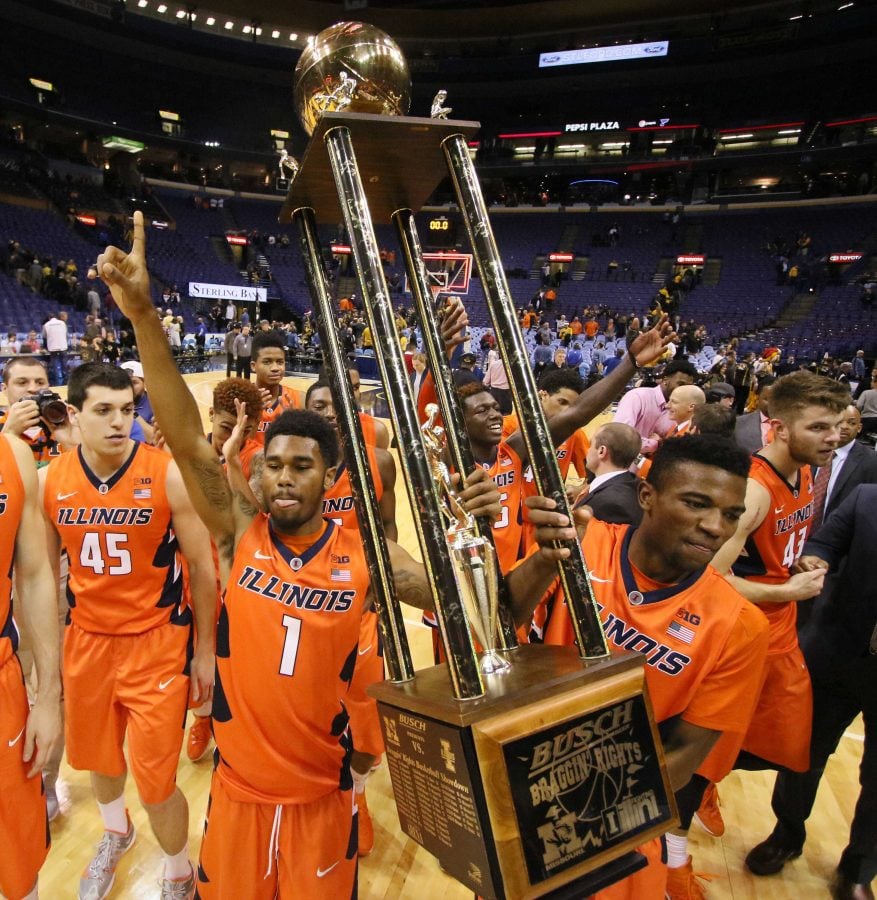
[505, 316, 676, 464]
[97, 212, 242, 560]
[10, 435, 61, 777]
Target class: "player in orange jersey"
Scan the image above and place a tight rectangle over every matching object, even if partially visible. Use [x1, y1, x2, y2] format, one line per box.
[185, 376, 265, 763]
[319, 362, 391, 449]
[95, 211, 502, 899]
[250, 330, 300, 446]
[40, 363, 217, 900]
[0, 432, 61, 900]
[511, 435, 771, 900]
[302, 379, 397, 856]
[459, 322, 674, 575]
[672, 371, 849, 891]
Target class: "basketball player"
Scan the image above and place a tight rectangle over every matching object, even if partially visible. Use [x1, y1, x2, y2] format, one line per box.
[186, 376, 264, 763]
[40, 362, 217, 900]
[0, 432, 61, 900]
[250, 330, 300, 446]
[513, 435, 771, 900]
[95, 211, 502, 898]
[676, 371, 849, 886]
[318, 362, 390, 449]
[301, 380, 397, 857]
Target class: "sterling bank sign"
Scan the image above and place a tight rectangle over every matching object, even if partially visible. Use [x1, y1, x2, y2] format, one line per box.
[188, 283, 267, 302]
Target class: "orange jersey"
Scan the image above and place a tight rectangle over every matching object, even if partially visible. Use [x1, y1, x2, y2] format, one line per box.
[212, 516, 369, 805]
[358, 411, 382, 447]
[43, 443, 188, 635]
[732, 454, 814, 654]
[483, 442, 524, 574]
[322, 446, 383, 527]
[253, 385, 300, 446]
[502, 413, 590, 480]
[0, 435, 24, 667]
[543, 522, 769, 733]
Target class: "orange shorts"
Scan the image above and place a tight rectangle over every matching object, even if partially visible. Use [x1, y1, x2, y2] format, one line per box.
[590, 837, 666, 900]
[197, 771, 357, 899]
[741, 645, 812, 772]
[63, 620, 191, 804]
[348, 612, 384, 758]
[0, 658, 49, 900]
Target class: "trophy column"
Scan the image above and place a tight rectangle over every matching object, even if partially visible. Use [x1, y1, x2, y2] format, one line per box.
[294, 205, 414, 683]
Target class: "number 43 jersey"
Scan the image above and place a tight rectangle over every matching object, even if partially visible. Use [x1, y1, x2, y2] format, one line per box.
[731, 453, 814, 654]
[43, 443, 187, 635]
[213, 516, 368, 805]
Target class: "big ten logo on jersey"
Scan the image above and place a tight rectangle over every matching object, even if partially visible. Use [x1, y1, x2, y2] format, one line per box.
[132, 475, 152, 500]
[237, 565, 356, 613]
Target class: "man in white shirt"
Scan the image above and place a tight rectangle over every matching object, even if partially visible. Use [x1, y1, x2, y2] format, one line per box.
[41, 311, 68, 386]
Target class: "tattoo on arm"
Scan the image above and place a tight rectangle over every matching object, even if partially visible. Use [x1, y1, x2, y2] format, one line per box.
[190, 457, 233, 510]
[393, 568, 434, 612]
[233, 489, 260, 520]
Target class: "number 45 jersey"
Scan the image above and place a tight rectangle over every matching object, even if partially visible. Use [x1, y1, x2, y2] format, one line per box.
[730, 453, 814, 655]
[43, 443, 187, 635]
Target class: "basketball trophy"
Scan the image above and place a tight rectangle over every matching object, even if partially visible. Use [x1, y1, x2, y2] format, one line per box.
[281, 21, 676, 898]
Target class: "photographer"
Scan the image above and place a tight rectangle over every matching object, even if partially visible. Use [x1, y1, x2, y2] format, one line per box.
[0, 357, 78, 464]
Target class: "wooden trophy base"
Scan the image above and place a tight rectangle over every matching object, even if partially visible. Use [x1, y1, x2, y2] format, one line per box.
[370, 644, 677, 900]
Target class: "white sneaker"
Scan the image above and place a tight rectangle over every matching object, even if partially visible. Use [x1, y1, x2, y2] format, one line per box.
[78, 815, 136, 900]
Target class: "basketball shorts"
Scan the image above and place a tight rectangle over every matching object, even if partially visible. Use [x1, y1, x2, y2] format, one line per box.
[740, 645, 812, 772]
[347, 612, 384, 758]
[0, 658, 49, 900]
[589, 837, 666, 900]
[64, 620, 191, 804]
[197, 771, 357, 899]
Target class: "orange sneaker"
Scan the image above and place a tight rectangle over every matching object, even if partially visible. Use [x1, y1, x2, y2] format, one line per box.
[665, 856, 716, 900]
[694, 782, 725, 837]
[186, 715, 212, 762]
[355, 789, 374, 858]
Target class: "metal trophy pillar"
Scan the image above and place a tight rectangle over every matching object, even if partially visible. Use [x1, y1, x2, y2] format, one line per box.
[294, 206, 414, 684]
[322, 124, 486, 700]
[442, 134, 610, 660]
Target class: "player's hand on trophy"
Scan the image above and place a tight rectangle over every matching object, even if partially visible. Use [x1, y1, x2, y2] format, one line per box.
[97, 210, 153, 321]
[525, 495, 591, 562]
[451, 468, 502, 522]
[440, 296, 469, 354]
[792, 555, 829, 574]
[628, 314, 677, 367]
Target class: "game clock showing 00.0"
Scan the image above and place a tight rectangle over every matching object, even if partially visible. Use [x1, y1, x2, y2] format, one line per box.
[426, 216, 457, 248]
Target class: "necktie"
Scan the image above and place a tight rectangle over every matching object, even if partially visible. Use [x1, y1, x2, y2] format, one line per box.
[812, 452, 835, 529]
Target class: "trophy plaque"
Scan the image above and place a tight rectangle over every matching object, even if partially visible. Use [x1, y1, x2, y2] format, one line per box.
[281, 22, 677, 898]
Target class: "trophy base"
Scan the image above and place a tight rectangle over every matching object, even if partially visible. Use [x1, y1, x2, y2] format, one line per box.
[370, 644, 677, 900]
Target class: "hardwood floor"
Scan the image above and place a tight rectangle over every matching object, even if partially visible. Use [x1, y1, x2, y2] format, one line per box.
[25, 371, 865, 898]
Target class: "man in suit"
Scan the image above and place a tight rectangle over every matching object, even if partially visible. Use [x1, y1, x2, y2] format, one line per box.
[735, 375, 777, 455]
[817, 405, 877, 524]
[745, 484, 877, 900]
[409, 350, 428, 401]
[574, 423, 643, 525]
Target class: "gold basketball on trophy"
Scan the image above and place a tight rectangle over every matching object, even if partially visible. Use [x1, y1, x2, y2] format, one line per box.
[293, 21, 411, 136]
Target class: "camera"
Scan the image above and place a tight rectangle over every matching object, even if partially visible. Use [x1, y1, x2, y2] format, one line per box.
[25, 390, 69, 428]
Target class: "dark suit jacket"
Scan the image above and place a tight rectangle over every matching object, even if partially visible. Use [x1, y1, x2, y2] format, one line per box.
[823, 439, 877, 518]
[578, 471, 643, 525]
[800, 484, 877, 679]
[734, 410, 766, 456]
